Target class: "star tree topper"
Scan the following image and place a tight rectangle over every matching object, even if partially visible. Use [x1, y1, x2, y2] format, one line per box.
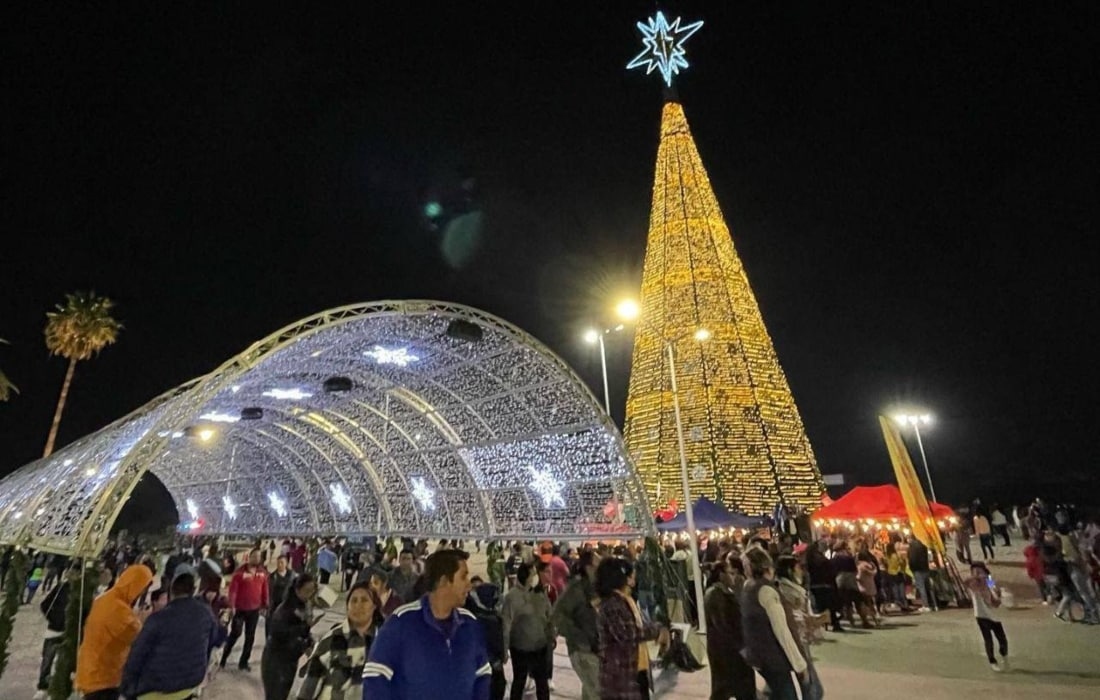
[627, 11, 704, 87]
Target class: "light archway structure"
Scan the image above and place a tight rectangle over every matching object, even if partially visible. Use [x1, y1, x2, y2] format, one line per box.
[0, 301, 653, 556]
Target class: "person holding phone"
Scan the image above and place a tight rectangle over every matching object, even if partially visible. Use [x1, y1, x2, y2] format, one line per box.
[967, 562, 1009, 672]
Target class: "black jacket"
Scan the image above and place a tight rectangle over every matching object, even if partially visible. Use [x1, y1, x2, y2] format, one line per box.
[40, 581, 69, 632]
[551, 576, 599, 655]
[465, 584, 505, 664]
[268, 570, 296, 613]
[267, 594, 313, 663]
[908, 539, 931, 573]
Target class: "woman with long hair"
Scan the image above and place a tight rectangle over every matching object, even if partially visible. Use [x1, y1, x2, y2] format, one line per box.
[595, 558, 669, 700]
[740, 548, 807, 700]
[262, 573, 316, 700]
[296, 581, 377, 699]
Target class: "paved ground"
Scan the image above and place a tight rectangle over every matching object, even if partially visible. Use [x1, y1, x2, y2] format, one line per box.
[2, 541, 1098, 698]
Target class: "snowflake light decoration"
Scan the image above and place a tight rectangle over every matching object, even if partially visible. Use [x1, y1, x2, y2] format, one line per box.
[199, 412, 240, 423]
[222, 495, 238, 520]
[186, 498, 199, 520]
[363, 345, 420, 367]
[262, 388, 313, 400]
[330, 482, 352, 515]
[268, 491, 288, 517]
[627, 11, 704, 87]
[410, 476, 435, 511]
[528, 467, 566, 508]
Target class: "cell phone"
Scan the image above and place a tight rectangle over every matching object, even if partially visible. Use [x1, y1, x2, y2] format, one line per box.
[986, 575, 995, 589]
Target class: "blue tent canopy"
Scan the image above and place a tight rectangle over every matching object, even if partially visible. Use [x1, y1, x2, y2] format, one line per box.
[656, 497, 764, 531]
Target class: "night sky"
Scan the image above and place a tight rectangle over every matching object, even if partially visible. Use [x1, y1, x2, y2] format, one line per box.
[2, 3, 1097, 515]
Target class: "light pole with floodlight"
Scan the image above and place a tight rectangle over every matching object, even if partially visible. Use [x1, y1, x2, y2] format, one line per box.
[894, 413, 936, 503]
[583, 299, 640, 416]
[667, 326, 711, 634]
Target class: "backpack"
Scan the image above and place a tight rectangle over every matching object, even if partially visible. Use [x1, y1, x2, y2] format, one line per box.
[660, 627, 704, 672]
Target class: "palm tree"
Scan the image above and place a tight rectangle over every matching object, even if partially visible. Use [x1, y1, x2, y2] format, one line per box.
[0, 338, 17, 402]
[42, 292, 123, 457]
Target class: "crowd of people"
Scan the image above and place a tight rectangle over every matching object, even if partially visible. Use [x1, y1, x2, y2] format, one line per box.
[2, 496, 1099, 699]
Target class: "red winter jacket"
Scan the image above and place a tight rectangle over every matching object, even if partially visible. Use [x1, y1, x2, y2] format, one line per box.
[228, 565, 269, 612]
[1024, 544, 1043, 582]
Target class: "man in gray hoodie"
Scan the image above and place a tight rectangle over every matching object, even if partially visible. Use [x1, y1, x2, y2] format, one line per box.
[550, 551, 600, 700]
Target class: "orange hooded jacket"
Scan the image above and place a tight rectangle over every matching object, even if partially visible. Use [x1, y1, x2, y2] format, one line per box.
[75, 564, 154, 693]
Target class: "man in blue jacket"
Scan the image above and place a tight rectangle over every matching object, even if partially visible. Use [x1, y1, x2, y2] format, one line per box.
[363, 549, 490, 699]
[120, 564, 219, 699]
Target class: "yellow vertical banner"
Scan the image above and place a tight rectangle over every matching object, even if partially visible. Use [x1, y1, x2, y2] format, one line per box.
[878, 416, 946, 553]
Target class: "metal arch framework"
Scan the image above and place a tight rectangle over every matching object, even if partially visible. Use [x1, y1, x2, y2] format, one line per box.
[0, 301, 654, 556]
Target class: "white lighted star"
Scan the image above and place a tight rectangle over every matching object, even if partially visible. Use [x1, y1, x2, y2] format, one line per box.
[626, 11, 704, 87]
[411, 476, 436, 511]
[528, 467, 566, 508]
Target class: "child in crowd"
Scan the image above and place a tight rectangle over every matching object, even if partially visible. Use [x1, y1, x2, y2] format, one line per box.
[24, 563, 45, 604]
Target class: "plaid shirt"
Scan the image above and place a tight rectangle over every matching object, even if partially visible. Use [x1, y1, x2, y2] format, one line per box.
[597, 595, 657, 700]
[296, 621, 371, 700]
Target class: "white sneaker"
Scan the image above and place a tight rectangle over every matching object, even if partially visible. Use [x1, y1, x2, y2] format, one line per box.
[990, 662, 1003, 672]
[33, 691, 47, 700]
[919, 606, 932, 613]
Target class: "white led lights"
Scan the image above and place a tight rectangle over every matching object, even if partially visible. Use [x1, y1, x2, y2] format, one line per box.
[262, 388, 313, 400]
[528, 467, 566, 508]
[410, 476, 435, 511]
[330, 482, 352, 515]
[627, 11, 703, 87]
[363, 346, 420, 367]
[199, 412, 240, 424]
[268, 492, 288, 517]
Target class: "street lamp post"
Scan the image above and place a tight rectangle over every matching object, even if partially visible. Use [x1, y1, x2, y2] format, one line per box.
[596, 332, 611, 415]
[895, 414, 936, 503]
[583, 300, 639, 417]
[667, 327, 710, 634]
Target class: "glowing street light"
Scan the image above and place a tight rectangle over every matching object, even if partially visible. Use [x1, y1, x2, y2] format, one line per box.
[667, 327, 710, 634]
[616, 299, 640, 321]
[582, 300, 640, 416]
[895, 412, 936, 503]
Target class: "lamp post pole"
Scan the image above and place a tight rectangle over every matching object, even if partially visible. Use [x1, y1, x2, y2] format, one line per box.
[667, 340, 707, 635]
[597, 333, 611, 415]
[911, 421, 936, 504]
[896, 414, 937, 504]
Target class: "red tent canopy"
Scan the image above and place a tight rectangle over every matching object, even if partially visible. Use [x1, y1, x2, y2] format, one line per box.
[812, 484, 955, 521]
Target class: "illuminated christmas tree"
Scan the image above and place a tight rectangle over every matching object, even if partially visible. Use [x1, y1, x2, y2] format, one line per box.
[623, 17, 824, 513]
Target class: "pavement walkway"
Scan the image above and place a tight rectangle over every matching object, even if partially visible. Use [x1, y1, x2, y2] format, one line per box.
[2, 540, 1097, 698]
